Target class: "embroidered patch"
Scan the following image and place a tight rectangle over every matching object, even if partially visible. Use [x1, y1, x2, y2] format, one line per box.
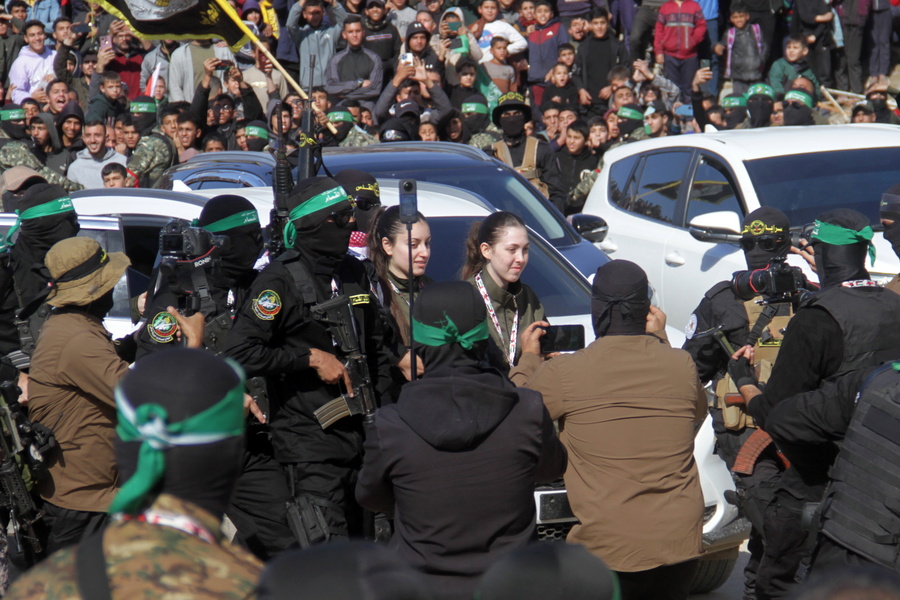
[253, 290, 282, 320]
[148, 311, 178, 343]
[349, 294, 370, 305]
[685, 313, 698, 340]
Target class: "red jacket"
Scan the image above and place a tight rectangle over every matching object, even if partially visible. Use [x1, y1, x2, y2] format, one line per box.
[654, 0, 707, 59]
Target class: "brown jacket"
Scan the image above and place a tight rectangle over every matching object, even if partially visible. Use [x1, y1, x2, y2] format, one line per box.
[510, 333, 706, 572]
[28, 310, 129, 512]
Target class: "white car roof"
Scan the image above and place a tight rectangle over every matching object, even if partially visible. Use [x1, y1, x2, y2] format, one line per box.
[605, 123, 900, 162]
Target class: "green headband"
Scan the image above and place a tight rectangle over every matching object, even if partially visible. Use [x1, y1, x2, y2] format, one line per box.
[412, 313, 489, 349]
[328, 111, 354, 123]
[197, 209, 259, 233]
[284, 185, 351, 248]
[722, 96, 747, 108]
[461, 102, 489, 115]
[245, 125, 269, 140]
[109, 360, 247, 515]
[617, 106, 643, 121]
[130, 101, 157, 114]
[747, 83, 775, 99]
[784, 90, 813, 109]
[2, 197, 75, 252]
[810, 219, 876, 265]
[0, 108, 25, 121]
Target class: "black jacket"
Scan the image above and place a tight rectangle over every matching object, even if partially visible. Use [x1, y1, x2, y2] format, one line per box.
[500, 134, 566, 211]
[356, 365, 566, 600]
[555, 145, 599, 214]
[573, 34, 628, 100]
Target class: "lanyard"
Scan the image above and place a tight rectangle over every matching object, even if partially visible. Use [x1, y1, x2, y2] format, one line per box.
[388, 277, 423, 307]
[120, 509, 217, 544]
[475, 272, 517, 365]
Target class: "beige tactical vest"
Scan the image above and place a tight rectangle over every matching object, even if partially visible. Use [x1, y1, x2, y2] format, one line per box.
[492, 137, 549, 197]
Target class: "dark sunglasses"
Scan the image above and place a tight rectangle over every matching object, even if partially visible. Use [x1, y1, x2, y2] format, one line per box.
[353, 197, 381, 212]
[740, 234, 786, 252]
[328, 207, 355, 227]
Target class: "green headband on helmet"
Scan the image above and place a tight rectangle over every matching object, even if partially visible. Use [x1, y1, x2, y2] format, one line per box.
[197, 209, 259, 233]
[617, 106, 644, 121]
[0, 108, 26, 121]
[810, 219, 876, 265]
[461, 102, 489, 115]
[245, 125, 269, 140]
[130, 102, 157, 114]
[328, 111, 354, 123]
[412, 313, 489, 349]
[283, 186, 352, 248]
[109, 359, 247, 515]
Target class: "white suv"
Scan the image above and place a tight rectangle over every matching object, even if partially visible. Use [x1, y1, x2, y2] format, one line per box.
[582, 124, 900, 331]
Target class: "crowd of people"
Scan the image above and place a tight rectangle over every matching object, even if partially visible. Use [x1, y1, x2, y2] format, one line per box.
[0, 0, 898, 213]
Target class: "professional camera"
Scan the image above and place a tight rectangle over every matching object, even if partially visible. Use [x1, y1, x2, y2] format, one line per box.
[732, 257, 805, 302]
[159, 219, 225, 262]
[791, 222, 816, 249]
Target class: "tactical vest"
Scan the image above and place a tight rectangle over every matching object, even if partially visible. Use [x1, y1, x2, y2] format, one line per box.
[716, 299, 792, 430]
[492, 137, 549, 197]
[811, 285, 900, 379]
[138, 132, 177, 188]
[819, 363, 900, 568]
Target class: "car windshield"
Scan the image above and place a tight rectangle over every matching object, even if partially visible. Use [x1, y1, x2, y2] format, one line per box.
[745, 148, 900, 228]
[426, 217, 590, 317]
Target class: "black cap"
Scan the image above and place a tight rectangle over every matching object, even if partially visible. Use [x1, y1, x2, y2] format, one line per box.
[198, 194, 260, 234]
[880, 183, 900, 222]
[334, 169, 380, 207]
[287, 176, 352, 230]
[491, 92, 530, 127]
[405, 21, 431, 42]
[379, 118, 411, 142]
[741, 206, 790, 237]
[393, 99, 421, 118]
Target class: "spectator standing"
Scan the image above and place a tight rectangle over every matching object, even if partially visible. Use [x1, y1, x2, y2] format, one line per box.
[791, 0, 835, 87]
[768, 36, 820, 95]
[431, 8, 484, 86]
[484, 37, 516, 92]
[139, 39, 180, 93]
[167, 39, 233, 103]
[471, 0, 528, 63]
[388, 0, 419, 38]
[67, 120, 127, 189]
[833, 0, 868, 94]
[9, 21, 56, 105]
[282, 0, 348, 89]
[555, 119, 598, 213]
[867, 0, 891, 85]
[326, 16, 384, 106]
[714, 3, 766, 95]
[526, 1, 568, 105]
[104, 20, 147, 100]
[574, 9, 628, 116]
[654, 0, 707, 101]
[363, 0, 403, 80]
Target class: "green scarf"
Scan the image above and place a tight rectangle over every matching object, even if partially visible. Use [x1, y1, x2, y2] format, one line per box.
[196, 209, 259, 233]
[2, 196, 75, 252]
[283, 185, 350, 248]
[810, 219, 876, 265]
[412, 313, 489, 350]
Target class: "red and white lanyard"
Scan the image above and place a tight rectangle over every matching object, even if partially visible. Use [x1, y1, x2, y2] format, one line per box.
[388, 278, 423, 307]
[475, 272, 517, 365]
[120, 510, 217, 545]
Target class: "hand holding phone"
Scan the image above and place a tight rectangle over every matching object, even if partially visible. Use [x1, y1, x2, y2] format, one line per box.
[539, 325, 585, 354]
[99, 35, 112, 53]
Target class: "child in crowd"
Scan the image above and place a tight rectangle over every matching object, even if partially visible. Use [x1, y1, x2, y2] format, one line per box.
[768, 36, 820, 95]
[714, 3, 765, 96]
[484, 36, 516, 92]
[526, 0, 568, 105]
[544, 63, 579, 106]
[557, 42, 576, 73]
[86, 71, 124, 122]
[515, 0, 536, 35]
[654, 0, 706, 101]
[449, 57, 479, 108]
[556, 119, 599, 214]
[101, 162, 128, 187]
[471, 0, 527, 61]
[587, 116, 608, 152]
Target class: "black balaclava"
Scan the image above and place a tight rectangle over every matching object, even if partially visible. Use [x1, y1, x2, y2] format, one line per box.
[131, 95, 158, 135]
[334, 169, 380, 233]
[591, 260, 651, 337]
[810, 208, 872, 289]
[476, 542, 620, 600]
[462, 94, 491, 133]
[867, 93, 888, 114]
[288, 176, 354, 275]
[197, 194, 263, 287]
[245, 119, 269, 152]
[412, 281, 493, 374]
[257, 541, 431, 600]
[0, 104, 28, 140]
[499, 112, 526, 138]
[116, 349, 245, 518]
[747, 96, 774, 128]
[740, 206, 791, 269]
[724, 108, 746, 129]
[880, 183, 900, 259]
[617, 103, 643, 137]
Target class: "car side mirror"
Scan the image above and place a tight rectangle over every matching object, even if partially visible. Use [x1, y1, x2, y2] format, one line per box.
[570, 213, 608, 243]
[688, 211, 742, 244]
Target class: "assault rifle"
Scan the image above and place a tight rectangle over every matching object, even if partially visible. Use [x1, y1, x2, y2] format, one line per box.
[0, 381, 55, 566]
[311, 295, 377, 428]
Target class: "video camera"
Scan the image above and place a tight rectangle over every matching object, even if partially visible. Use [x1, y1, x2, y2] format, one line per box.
[159, 219, 225, 262]
[790, 222, 816, 249]
[732, 257, 805, 303]
[156, 219, 226, 316]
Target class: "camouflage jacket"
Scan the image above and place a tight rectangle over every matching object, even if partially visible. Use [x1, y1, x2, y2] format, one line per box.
[6, 494, 263, 600]
[126, 127, 177, 188]
[569, 129, 651, 207]
[0, 133, 83, 192]
[468, 124, 502, 153]
[339, 126, 378, 148]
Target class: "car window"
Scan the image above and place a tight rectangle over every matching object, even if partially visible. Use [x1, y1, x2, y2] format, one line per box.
[686, 155, 743, 224]
[629, 151, 690, 225]
[608, 154, 640, 210]
[425, 217, 590, 317]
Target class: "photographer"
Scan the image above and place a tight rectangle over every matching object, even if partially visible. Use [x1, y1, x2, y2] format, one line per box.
[729, 209, 900, 600]
[682, 207, 810, 600]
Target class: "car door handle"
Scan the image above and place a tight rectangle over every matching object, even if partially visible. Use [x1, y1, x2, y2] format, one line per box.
[599, 239, 617, 253]
[665, 252, 685, 266]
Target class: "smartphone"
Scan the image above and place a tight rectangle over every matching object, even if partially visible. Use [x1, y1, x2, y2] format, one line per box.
[700, 59, 711, 70]
[539, 324, 585, 354]
[72, 23, 91, 34]
[400, 52, 414, 67]
[398, 179, 418, 224]
[447, 21, 462, 32]
[217, 60, 235, 69]
[99, 35, 112, 52]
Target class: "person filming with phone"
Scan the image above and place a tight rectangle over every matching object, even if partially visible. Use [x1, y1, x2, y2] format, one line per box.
[509, 259, 707, 600]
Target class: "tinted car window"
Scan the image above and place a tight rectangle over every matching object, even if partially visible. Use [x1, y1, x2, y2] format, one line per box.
[745, 147, 900, 226]
[608, 154, 640, 210]
[687, 155, 743, 223]
[425, 217, 590, 317]
[630, 152, 690, 224]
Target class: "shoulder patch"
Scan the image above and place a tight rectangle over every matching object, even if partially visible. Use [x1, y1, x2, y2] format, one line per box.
[685, 313, 698, 339]
[349, 293, 370, 305]
[148, 311, 178, 343]
[253, 290, 282, 320]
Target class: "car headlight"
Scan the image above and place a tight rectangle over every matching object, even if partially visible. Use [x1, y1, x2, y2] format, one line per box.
[870, 272, 896, 287]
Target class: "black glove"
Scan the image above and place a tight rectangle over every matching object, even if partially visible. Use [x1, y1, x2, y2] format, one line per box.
[728, 356, 757, 389]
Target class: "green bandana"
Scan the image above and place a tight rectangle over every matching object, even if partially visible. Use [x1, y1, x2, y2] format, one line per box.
[461, 102, 489, 115]
[2, 197, 75, 252]
[412, 313, 489, 350]
[810, 219, 876, 265]
[747, 83, 775, 99]
[130, 101, 157, 114]
[284, 186, 351, 248]
[245, 125, 269, 140]
[617, 106, 643, 121]
[328, 111, 354, 123]
[198, 209, 259, 233]
[109, 360, 247, 515]
[0, 108, 26, 121]
[784, 90, 813, 109]
[722, 96, 747, 108]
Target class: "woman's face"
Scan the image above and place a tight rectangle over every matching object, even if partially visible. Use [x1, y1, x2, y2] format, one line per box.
[384, 220, 432, 278]
[481, 225, 529, 285]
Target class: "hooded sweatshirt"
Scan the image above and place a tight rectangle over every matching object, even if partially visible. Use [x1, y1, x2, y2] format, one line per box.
[34, 112, 72, 177]
[9, 46, 57, 104]
[67, 146, 127, 189]
[430, 8, 484, 86]
[526, 17, 569, 84]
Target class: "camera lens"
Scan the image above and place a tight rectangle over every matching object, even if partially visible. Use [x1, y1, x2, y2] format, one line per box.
[402, 181, 414, 192]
